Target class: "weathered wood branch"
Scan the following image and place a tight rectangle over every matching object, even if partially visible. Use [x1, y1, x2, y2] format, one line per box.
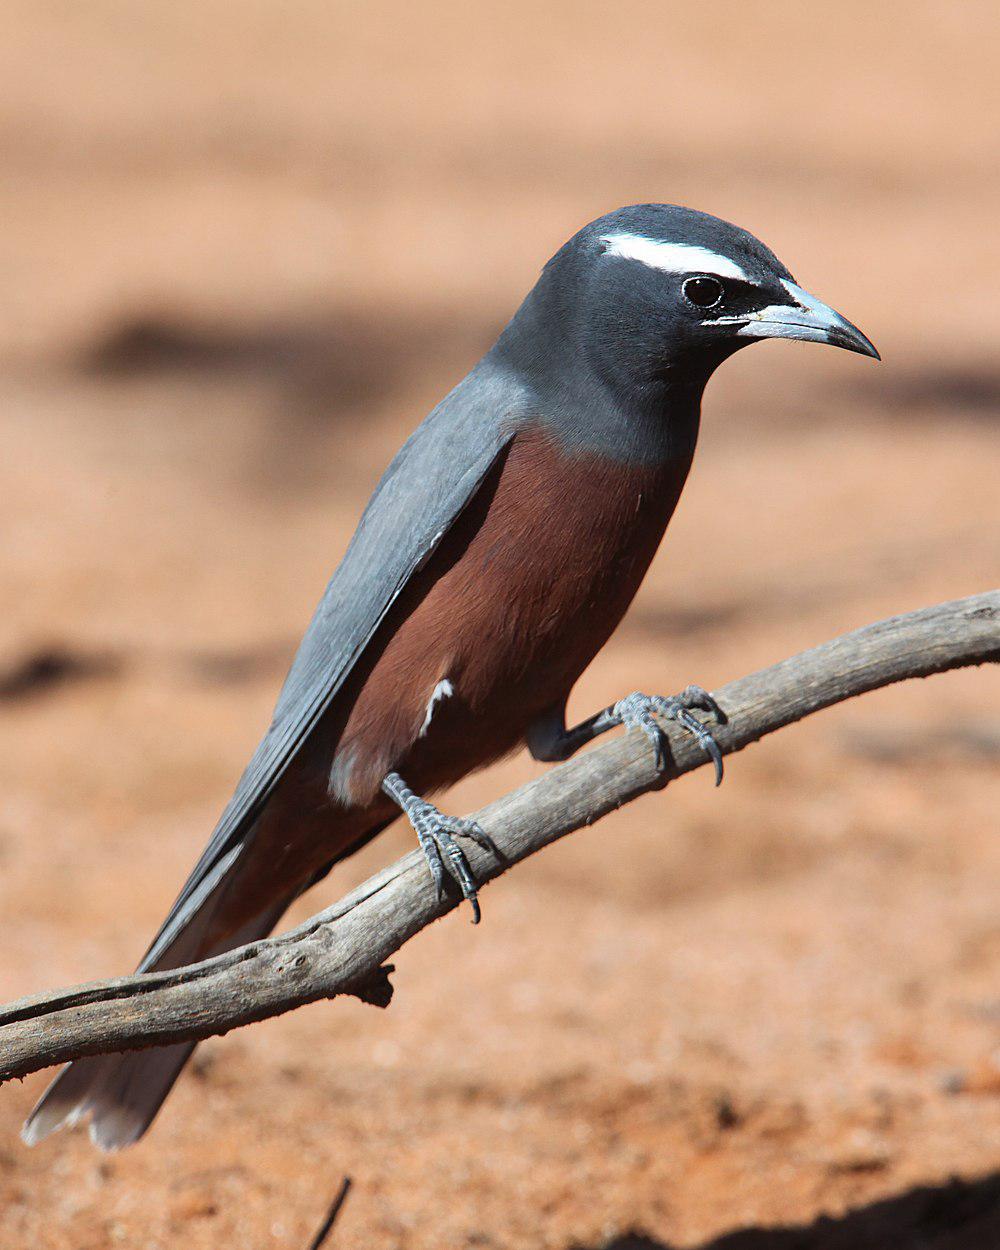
[1, 591, 997, 1083]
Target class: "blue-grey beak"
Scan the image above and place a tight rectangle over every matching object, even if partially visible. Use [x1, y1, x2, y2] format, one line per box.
[734, 280, 880, 360]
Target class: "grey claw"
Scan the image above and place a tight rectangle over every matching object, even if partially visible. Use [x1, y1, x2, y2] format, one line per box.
[382, 772, 498, 921]
[414, 825, 446, 899]
[432, 824, 482, 924]
[614, 689, 725, 784]
[612, 692, 670, 771]
[672, 705, 725, 786]
[409, 804, 498, 923]
[461, 820, 506, 862]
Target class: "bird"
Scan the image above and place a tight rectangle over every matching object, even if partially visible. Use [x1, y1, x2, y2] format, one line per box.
[23, 203, 878, 1150]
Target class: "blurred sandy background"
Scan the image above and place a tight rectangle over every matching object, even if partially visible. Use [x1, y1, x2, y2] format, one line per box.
[1, 3, 998, 1246]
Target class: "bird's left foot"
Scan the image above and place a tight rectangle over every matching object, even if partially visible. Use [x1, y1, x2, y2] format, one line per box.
[381, 772, 501, 924]
[611, 686, 727, 784]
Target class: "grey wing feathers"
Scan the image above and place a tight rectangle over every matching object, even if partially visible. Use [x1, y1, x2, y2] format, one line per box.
[140, 359, 530, 968]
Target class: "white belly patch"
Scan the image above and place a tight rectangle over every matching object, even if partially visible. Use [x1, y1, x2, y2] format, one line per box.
[420, 678, 454, 737]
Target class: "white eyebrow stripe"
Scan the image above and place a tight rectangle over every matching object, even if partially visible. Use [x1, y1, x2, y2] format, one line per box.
[600, 232, 749, 283]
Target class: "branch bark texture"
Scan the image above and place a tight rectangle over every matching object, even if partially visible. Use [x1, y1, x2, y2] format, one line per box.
[2, 591, 997, 1083]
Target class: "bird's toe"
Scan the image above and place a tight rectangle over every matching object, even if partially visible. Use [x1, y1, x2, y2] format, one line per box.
[677, 684, 727, 725]
[613, 689, 726, 784]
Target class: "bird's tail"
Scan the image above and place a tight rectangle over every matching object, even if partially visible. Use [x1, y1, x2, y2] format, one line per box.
[22, 890, 293, 1151]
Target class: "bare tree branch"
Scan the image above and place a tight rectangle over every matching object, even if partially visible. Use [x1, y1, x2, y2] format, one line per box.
[1, 591, 997, 1083]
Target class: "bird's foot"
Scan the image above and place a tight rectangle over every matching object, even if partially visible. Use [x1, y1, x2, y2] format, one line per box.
[611, 686, 726, 784]
[408, 802, 499, 925]
[381, 772, 500, 924]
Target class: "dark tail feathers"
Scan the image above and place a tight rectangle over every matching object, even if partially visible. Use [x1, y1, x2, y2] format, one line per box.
[22, 892, 292, 1151]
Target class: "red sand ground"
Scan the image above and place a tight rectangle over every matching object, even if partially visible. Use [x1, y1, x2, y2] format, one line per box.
[1, 5, 998, 1246]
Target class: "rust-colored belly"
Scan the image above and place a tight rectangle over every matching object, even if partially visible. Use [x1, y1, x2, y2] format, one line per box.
[330, 423, 694, 804]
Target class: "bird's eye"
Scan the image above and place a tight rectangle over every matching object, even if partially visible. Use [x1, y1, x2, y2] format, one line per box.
[683, 275, 724, 309]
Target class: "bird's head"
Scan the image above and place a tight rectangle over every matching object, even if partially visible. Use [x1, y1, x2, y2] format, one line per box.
[513, 204, 878, 407]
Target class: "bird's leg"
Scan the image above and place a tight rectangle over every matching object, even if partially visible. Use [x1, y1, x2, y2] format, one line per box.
[380, 772, 501, 924]
[527, 686, 727, 785]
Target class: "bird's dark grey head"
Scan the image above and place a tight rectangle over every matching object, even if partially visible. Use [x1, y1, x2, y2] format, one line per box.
[497, 204, 878, 429]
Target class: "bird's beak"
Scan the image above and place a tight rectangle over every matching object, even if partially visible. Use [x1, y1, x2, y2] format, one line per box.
[733, 280, 880, 360]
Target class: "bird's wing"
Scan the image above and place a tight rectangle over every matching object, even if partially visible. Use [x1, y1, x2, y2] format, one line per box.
[141, 359, 530, 967]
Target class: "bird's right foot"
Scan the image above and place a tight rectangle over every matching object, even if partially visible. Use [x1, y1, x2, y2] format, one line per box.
[381, 772, 500, 924]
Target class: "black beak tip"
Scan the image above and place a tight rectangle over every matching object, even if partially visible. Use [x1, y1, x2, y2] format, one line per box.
[854, 336, 882, 363]
[830, 325, 881, 362]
